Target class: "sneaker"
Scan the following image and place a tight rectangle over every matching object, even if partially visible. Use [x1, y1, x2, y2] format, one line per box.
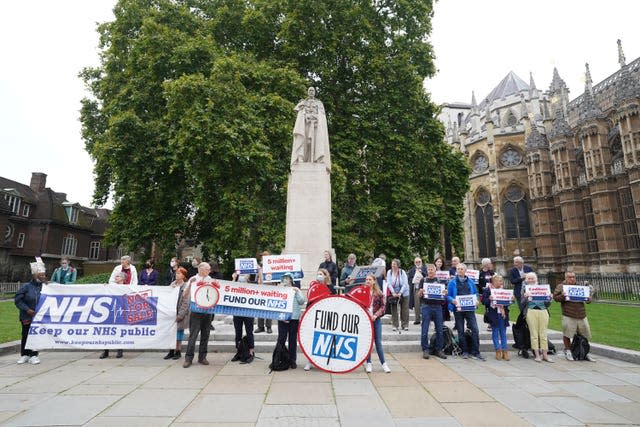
[403, 327, 409, 331]
[392, 327, 397, 331]
[471, 354, 486, 361]
[585, 354, 596, 362]
[304, 362, 312, 371]
[565, 349, 574, 361]
[28, 356, 40, 365]
[436, 351, 447, 359]
[231, 353, 241, 362]
[240, 355, 254, 364]
[99, 350, 109, 359]
[422, 351, 430, 359]
[543, 356, 554, 363]
[413, 320, 421, 325]
[163, 350, 175, 360]
[17, 355, 30, 364]
[382, 362, 391, 373]
[172, 351, 182, 360]
[365, 362, 373, 373]
[461, 353, 469, 359]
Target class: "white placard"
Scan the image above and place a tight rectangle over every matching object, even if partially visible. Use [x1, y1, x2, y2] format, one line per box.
[490, 288, 514, 306]
[457, 293, 477, 311]
[436, 271, 450, 281]
[564, 285, 590, 302]
[525, 284, 551, 301]
[465, 269, 480, 280]
[262, 254, 303, 282]
[234, 258, 259, 274]
[423, 282, 446, 300]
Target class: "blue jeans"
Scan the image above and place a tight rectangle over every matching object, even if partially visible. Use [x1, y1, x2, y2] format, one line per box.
[421, 304, 444, 352]
[492, 316, 508, 350]
[367, 317, 385, 364]
[454, 310, 480, 356]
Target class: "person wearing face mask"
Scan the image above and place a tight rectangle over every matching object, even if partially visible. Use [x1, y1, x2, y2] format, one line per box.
[166, 257, 180, 285]
[230, 271, 255, 363]
[277, 273, 306, 369]
[15, 261, 47, 365]
[139, 259, 158, 286]
[50, 257, 76, 284]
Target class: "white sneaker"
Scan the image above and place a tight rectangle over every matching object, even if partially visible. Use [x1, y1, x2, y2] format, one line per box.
[365, 362, 372, 373]
[565, 350, 574, 361]
[585, 354, 596, 362]
[303, 362, 311, 371]
[382, 362, 391, 373]
[17, 355, 30, 364]
[28, 356, 40, 365]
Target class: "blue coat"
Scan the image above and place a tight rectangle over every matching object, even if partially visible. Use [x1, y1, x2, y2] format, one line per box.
[15, 280, 43, 322]
[508, 265, 533, 288]
[447, 275, 478, 312]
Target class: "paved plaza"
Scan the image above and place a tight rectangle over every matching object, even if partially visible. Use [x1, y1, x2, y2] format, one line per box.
[1, 343, 639, 427]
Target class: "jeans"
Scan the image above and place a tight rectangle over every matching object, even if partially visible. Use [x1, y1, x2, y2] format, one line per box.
[367, 317, 385, 364]
[454, 310, 480, 356]
[421, 304, 444, 352]
[186, 312, 213, 361]
[277, 319, 299, 363]
[491, 316, 508, 350]
[20, 323, 38, 357]
[233, 316, 254, 349]
[390, 295, 409, 329]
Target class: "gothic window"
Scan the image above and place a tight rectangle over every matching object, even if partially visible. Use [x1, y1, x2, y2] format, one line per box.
[475, 189, 496, 257]
[503, 185, 531, 239]
[618, 187, 640, 249]
[472, 152, 489, 173]
[500, 148, 522, 167]
[582, 199, 598, 253]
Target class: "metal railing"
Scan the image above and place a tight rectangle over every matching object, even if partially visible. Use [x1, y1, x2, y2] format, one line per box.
[0, 282, 21, 296]
[573, 273, 640, 303]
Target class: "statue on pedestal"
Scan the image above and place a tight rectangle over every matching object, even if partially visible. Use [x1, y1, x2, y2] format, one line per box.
[290, 87, 331, 171]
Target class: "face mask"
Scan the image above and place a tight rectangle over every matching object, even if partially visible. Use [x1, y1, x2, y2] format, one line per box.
[170, 261, 176, 267]
[238, 275, 248, 283]
[316, 274, 325, 281]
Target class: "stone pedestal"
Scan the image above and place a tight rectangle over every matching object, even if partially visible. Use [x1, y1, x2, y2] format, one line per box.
[284, 162, 332, 287]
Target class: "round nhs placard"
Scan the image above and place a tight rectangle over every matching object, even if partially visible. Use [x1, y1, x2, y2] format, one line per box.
[298, 295, 373, 373]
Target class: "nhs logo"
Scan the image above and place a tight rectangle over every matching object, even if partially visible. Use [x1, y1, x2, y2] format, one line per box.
[311, 331, 358, 362]
[33, 295, 158, 325]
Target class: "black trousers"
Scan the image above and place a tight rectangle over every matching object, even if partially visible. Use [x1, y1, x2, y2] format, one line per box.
[277, 319, 299, 363]
[20, 323, 38, 357]
[233, 316, 255, 349]
[186, 312, 213, 361]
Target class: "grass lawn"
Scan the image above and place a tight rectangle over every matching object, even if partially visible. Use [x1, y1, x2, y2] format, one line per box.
[0, 301, 20, 343]
[478, 302, 640, 351]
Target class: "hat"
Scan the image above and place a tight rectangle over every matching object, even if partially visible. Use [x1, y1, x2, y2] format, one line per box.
[30, 262, 46, 274]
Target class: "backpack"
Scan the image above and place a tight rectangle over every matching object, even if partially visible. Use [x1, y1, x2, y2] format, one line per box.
[571, 333, 590, 361]
[236, 336, 251, 363]
[547, 340, 557, 355]
[269, 342, 290, 372]
[429, 325, 459, 356]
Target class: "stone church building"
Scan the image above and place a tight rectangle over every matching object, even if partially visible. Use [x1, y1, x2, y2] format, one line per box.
[440, 40, 640, 274]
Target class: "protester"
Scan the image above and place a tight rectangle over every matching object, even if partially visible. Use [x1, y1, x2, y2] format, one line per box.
[448, 263, 485, 360]
[230, 271, 256, 364]
[483, 275, 512, 360]
[318, 250, 339, 291]
[102, 271, 126, 359]
[164, 267, 190, 360]
[15, 261, 47, 365]
[139, 259, 158, 286]
[209, 261, 223, 279]
[434, 256, 451, 322]
[255, 251, 272, 334]
[553, 271, 595, 362]
[408, 257, 427, 325]
[276, 273, 306, 369]
[339, 253, 357, 291]
[364, 273, 391, 373]
[509, 256, 533, 302]
[50, 257, 76, 284]
[387, 259, 409, 331]
[183, 262, 216, 367]
[448, 256, 460, 277]
[166, 256, 180, 285]
[109, 255, 138, 285]
[478, 258, 495, 331]
[522, 272, 553, 363]
[418, 264, 447, 359]
[187, 257, 201, 278]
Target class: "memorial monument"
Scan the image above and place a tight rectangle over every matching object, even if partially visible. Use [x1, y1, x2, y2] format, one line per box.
[284, 87, 333, 286]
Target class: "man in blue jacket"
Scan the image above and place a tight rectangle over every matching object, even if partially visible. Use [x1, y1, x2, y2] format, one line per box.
[15, 261, 47, 365]
[448, 263, 485, 360]
[508, 256, 533, 302]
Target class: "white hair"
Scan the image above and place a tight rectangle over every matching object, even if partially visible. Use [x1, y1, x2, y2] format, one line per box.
[481, 258, 492, 267]
[525, 272, 537, 282]
[121, 255, 131, 262]
[457, 263, 467, 271]
[514, 256, 524, 263]
[198, 262, 211, 270]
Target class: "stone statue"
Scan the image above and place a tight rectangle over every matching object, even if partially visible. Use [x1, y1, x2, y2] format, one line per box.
[291, 87, 331, 171]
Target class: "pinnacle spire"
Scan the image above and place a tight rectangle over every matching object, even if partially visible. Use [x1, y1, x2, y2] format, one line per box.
[618, 39, 626, 68]
[471, 91, 478, 109]
[579, 63, 604, 122]
[548, 105, 573, 141]
[485, 103, 493, 124]
[526, 121, 547, 150]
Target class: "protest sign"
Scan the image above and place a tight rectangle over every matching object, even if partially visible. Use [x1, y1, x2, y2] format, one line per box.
[423, 282, 446, 300]
[27, 284, 178, 350]
[348, 265, 386, 284]
[564, 285, 590, 302]
[435, 271, 450, 281]
[189, 278, 220, 314]
[465, 269, 480, 280]
[298, 296, 373, 373]
[214, 279, 295, 320]
[490, 288, 514, 306]
[234, 258, 259, 274]
[525, 284, 551, 301]
[262, 254, 304, 282]
[457, 294, 477, 311]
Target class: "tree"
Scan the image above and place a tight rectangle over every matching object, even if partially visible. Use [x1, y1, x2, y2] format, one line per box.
[81, 0, 470, 267]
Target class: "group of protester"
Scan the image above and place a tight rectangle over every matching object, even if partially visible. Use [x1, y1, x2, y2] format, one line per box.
[14, 252, 595, 370]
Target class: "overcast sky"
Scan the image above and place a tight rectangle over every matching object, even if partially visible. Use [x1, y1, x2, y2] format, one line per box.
[1, 1, 638, 208]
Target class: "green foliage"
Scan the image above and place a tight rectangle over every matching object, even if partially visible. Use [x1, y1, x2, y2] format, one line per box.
[75, 273, 112, 284]
[80, 0, 470, 266]
[0, 301, 20, 344]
